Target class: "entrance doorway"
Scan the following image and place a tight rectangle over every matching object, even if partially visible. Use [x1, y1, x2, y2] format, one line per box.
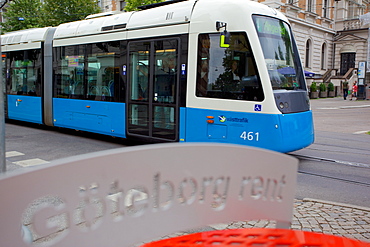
[340, 52, 355, 75]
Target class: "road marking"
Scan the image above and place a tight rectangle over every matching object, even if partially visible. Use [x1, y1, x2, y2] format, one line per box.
[317, 107, 339, 110]
[353, 130, 370, 135]
[5, 151, 25, 158]
[13, 158, 50, 167]
[317, 105, 370, 110]
[340, 105, 370, 109]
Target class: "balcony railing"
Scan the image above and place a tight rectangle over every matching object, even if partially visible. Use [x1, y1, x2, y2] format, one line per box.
[343, 19, 362, 30]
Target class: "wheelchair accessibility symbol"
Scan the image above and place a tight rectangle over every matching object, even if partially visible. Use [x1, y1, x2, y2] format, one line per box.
[254, 104, 262, 112]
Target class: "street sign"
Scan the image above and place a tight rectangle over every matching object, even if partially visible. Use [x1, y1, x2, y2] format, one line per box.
[358, 61, 366, 79]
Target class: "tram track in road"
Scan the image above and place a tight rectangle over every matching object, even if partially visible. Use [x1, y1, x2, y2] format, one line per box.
[291, 153, 370, 169]
[291, 153, 370, 187]
[297, 169, 370, 188]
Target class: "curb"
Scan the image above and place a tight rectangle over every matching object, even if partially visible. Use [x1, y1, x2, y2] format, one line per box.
[302, 198, 370, 212]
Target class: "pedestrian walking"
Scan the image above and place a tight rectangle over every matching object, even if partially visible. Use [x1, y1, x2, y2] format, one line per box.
[350, 81, 358, 100]
[342, 80, 349, 100]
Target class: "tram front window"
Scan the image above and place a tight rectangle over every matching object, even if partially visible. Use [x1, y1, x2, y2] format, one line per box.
[253, 15, 305, 90]
[196, 33, 263, 101]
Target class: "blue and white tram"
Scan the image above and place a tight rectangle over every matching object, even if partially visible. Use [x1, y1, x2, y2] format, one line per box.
[1, 0, 314, 152]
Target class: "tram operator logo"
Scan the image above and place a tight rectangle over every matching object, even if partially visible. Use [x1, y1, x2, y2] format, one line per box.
[218, 116, 249, 123]
[219, 116, 227, 123]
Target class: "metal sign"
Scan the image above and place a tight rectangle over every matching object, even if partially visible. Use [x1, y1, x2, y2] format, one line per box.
[358, 61, 366, 79]
[0, 143, 298, 247]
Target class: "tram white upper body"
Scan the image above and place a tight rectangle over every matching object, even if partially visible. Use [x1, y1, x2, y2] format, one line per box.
[1, 0, 290, 114]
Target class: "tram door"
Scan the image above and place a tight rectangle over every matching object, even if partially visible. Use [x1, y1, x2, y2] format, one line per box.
[127, 39, 179, 141]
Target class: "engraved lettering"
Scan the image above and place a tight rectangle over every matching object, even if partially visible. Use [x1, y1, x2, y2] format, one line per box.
[75, 183, 104, 231]
[251, 177, 264, 199]
[153, 173, 174, 211]
[276, 175, 287, 202]
[263, 178, 278, 201]
[126, 187, 149, 216]
[199, 177, 213, 203]
[239, 176, 252, 200]
[23, 196, 68, 245]
[211, 176, 230, 210]
[21, 173, 290, 245]
[178, 178, 197, 205]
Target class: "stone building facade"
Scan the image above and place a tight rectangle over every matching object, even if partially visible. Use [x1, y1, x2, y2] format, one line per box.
[100, 0, 369, 97]
[259, 0, 370, 97]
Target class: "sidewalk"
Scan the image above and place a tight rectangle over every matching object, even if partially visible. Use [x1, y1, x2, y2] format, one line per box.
[206, 199, 370, 242]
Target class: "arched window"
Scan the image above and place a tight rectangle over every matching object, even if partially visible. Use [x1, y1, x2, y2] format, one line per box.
[305, 40, 311, 68]
[321, 43, 327, 70]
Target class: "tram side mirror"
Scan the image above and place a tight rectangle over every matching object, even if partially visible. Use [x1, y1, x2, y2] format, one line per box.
[220, 30, 230, 48]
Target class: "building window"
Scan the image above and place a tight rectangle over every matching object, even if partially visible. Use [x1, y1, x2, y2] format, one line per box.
[305, 40, 312, 68]
[348, 2, 354, 19]
[321, 43, 327, 70]
[307, 0, 313, 12]
[323, 0, 328, 18]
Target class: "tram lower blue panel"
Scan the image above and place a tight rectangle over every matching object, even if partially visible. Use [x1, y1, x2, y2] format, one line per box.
[180, 107, 314, 153]
[7, 95, 43, 124]
[53, 98, 126, 138]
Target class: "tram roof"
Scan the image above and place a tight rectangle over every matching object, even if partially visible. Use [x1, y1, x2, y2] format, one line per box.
[1, 27, 51, 46]
[53, 0, 196, 40]
[1, 0, 287, 45]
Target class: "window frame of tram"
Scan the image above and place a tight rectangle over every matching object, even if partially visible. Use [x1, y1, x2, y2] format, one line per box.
[6, 49, 42, 96]
[196, 32, 264, 102]
[128, 38, 179, 140]
[53, 42, 124, 102]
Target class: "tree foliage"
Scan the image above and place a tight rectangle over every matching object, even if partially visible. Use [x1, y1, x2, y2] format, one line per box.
[41, 0, 100, 27]
[2, 0, 43, 33]
[124, 0, 165, 12]
[2, 0, 100, 33]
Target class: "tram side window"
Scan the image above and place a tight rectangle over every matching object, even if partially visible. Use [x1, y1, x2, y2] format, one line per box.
[196, 33, 264, 101]
[129, 41, 150, 102]
[86, 42, 120, 101]
[54, 42, 121, 101]
[54, 45, 85, 99]
[6, 49, 42, 96]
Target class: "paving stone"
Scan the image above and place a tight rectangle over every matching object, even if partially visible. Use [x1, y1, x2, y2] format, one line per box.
[210, 199, 370, 241]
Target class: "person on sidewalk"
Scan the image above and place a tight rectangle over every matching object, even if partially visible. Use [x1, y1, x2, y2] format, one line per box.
[342, 80, 349, 100]
[350, 81, 358, 101]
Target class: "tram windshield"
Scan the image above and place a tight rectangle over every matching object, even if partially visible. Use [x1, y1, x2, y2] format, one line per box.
[253, 15, 305, 90]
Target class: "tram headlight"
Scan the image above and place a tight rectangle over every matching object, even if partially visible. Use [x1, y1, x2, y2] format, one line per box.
[279, 102, 284, 109]
[284, 102, 289, 108]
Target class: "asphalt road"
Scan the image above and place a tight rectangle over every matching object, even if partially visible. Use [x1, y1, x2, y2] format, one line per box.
[291, 97, 370, 207]
[3, 97, 370, 207]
